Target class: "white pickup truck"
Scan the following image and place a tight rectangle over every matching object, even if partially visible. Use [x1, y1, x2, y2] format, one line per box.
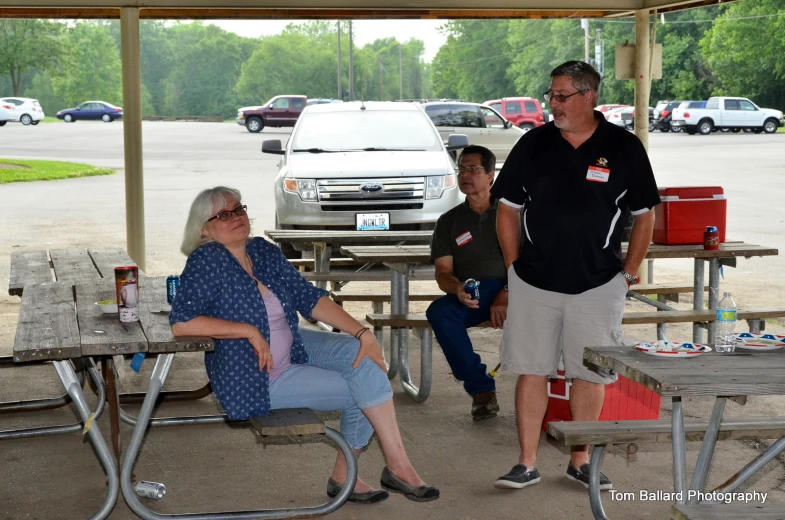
[671, 96, 784, 135]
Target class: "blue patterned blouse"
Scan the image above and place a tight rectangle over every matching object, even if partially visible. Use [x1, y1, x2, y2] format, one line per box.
[169, 237, 329, 420]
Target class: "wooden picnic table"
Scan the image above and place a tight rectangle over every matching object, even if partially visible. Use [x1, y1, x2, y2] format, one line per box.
[338, 242, 778, 344]
[8, 248, 357, 519]
[264, 230, 433, 289]
[584, 346, 785, 511]
[340, 244, 436, 401]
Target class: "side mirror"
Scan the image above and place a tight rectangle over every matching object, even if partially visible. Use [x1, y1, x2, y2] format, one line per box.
[269, 103, 275, 109]
[262, 139, 285, 155]
[504, 120, 512, 129]
[446, 134, 469, 150]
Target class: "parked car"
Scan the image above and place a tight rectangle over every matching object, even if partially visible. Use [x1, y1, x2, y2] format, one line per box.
[605, 106, 633, 127]
[236, 95, 307, 133]
[620, 107, 654, 131]
[419, 101, 524, 166]
[306, 98, 344, 105]
[0, 97, 45, 126]
[261, 101, 468, 257]
[483, 97, 545, 133]
[671, 97, 785, 135]
[56, 101, 123, 123]
[651, 100, 684, 132]
[596, 104, 629, 114]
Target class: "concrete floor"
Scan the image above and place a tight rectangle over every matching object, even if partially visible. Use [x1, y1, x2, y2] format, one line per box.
[1, 122, 784, 519]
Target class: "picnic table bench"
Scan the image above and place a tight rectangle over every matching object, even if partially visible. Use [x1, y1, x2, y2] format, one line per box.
[8, 248, 357, 519]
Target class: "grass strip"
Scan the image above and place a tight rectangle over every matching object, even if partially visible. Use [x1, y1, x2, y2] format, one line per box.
[0, 159, 114, 184]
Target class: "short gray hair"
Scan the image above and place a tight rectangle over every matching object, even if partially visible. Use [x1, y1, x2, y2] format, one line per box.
[550, 61, 601, 106]
[181, 186, 244, 256]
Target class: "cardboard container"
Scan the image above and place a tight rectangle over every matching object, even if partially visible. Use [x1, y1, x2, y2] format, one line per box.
[542, 370, 661, 432]
[653, 186, 726, 245]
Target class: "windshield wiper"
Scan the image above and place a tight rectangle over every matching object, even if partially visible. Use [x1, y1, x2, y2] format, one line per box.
[360, 147, 424, 152]
[291, 148, 339, 153]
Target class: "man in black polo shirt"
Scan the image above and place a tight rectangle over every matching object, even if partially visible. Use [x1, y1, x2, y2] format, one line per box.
[427, 145, 508, 421]
[490, 61, 660, 491]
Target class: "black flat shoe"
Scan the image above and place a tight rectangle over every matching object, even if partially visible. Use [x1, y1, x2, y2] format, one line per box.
[380, 466, 440, 502]
[326, 478, 389, 504]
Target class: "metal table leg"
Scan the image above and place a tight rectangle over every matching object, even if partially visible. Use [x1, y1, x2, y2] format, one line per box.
[687, 397, 727, 502]
[53, 360, 119, 520]
[121, 354, 357, 519]
[672, 396, 687, 504]
[588, 445, 610, 520]
[707, 258, 721, 345]
[386, 268, 401, 380]
[693, 260, 705, 343]
[0, 359, 106, 440]
[103, 356, 122, 462]
[313, 242, 331, 291]
[711, 434, 785, 496]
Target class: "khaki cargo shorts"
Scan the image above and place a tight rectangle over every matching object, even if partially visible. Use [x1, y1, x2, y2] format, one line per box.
[500, 266, 627, 384]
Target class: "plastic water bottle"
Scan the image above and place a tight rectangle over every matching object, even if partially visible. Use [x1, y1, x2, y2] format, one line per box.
[715, 292, 737, 353]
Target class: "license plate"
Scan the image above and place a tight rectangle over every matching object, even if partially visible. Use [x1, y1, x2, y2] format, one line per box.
[356, 213, 390, 231]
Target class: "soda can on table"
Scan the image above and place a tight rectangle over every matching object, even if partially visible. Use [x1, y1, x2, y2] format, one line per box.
[134, 481, 166, 500]
[464, 278, 480, 302]
[166, 275, 180, 304]
[704, 225, 720, 251]
[114, 266, 139, 323]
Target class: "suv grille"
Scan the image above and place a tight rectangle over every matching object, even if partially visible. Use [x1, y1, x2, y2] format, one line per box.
[322, 203, 424, 212]
[317, 178, 425, 204]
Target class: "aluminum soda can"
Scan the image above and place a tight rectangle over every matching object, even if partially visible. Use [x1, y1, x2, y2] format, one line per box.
[704, 225, 720, 251]
[114, 266, 139, 323]
[134, 481, 166, 500]
[464, 278, 480, 302]
[166, 275, 180, 304]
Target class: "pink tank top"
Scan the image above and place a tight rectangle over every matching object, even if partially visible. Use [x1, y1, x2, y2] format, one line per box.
[263, 291, 293, 381]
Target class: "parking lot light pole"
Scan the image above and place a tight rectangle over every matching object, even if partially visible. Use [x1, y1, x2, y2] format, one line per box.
[120, 7, 146, 271]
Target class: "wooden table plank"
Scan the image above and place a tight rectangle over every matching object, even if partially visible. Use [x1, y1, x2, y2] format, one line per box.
[13, 282, 81, 361]
[8, 250, 52, 296]
[50, 248, 101, 284]
[672, 503, 785, 520]
[87, 248, 141, 278]
[585, 347, 785, 397]
[632, 243, 778, 260]
[138, 276, 213, 354]
[75, 279, 148, 356]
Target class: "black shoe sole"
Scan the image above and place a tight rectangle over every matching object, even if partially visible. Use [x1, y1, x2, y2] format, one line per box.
[472, 411, 498, 422]
[327, 489, 390, 504]
[380, 483, 440, 502]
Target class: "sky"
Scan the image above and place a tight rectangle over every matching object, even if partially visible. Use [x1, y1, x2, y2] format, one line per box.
[208, 20, 449, 62]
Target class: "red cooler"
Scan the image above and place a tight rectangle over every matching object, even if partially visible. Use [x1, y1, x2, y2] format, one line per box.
[653, 186, 726, 245]
[542, 370, 661, 433]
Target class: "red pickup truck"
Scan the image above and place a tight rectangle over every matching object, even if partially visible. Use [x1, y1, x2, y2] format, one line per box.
[236, 95, 307, 133]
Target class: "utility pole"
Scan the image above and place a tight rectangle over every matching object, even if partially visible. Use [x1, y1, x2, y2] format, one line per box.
[581, 18, 590, 64]
[348, 21, 354, 101]
[379, 57, 384, 101]
[398, 44, 403, 101]
[337, 21, 342, 100]
[594, 28, 604, 78]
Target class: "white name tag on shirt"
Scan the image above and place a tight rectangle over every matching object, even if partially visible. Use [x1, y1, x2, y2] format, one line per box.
[586, 166, 610, 183]
[455, 231, 473, 246]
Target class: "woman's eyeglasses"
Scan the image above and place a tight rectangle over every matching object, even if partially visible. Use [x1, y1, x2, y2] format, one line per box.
[207, 205, 248, 222]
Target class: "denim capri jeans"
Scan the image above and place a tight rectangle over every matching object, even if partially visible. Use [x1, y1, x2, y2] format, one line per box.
[268, 328, 393, 450]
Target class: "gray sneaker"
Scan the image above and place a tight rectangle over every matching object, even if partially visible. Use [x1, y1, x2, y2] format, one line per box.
[494, 464, 541, 489]
[566, 461, 613, 491]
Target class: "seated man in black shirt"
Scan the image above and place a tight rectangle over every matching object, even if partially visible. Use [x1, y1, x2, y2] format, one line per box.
[426, 145, 508, 421]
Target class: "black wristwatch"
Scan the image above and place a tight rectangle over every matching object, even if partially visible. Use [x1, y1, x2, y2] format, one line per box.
[621, 270, 639, 285]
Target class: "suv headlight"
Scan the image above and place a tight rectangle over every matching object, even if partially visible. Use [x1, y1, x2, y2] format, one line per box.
[425, 175, 457, 199]
[284, 179, 317, 201]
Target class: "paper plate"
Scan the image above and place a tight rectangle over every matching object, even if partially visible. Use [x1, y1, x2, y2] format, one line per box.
[732, 332, 785, 351]
[634, 341, 712, 358]
[95, 300, 118, 314]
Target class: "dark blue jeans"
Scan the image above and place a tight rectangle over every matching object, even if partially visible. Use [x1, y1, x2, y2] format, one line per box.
[425, 279, 505, 397]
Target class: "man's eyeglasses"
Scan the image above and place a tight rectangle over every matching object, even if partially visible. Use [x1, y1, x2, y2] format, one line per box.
[207, 205, 248, 222]
[543, 89, 587, 103]
[458, 165, 485, 174]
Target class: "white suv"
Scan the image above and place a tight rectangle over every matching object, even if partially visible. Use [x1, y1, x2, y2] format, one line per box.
[0, 97, 45, 126]
[262, 101, 468, 257]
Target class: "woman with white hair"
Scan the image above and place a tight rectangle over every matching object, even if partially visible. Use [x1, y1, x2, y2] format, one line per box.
[170, 186, 438, 504]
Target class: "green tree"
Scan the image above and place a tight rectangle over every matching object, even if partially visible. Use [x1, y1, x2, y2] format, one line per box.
[432, 20, 515, 101]
[0, 20, 66, 96]
[23, 71, 65, 115]
[701, 0, 785, 109]
[52, 22, 123, 107]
